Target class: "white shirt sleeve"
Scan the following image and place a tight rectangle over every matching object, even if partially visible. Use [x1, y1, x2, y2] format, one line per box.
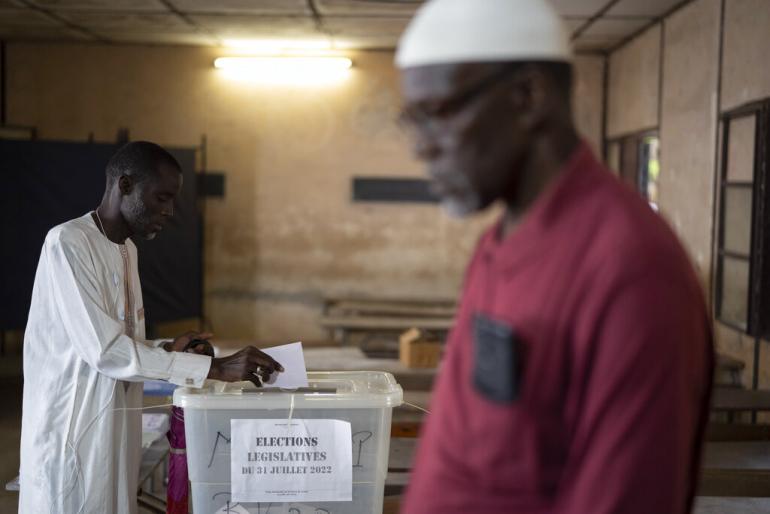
[47, 229, 211, 387]
[151, 339, 172, 349]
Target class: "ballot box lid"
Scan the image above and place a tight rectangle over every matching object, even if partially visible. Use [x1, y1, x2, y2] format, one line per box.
[173, 371, 403, 410]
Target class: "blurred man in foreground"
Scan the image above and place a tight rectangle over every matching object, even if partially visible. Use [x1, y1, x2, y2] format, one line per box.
[396, 1, 713, 512]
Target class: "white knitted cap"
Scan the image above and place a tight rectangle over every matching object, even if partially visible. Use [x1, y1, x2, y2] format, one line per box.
[396, 0, 572, 68]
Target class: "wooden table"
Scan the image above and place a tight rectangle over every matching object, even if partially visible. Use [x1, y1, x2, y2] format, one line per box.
[304, 346, 437, 392]
[319, 297, 455, 346]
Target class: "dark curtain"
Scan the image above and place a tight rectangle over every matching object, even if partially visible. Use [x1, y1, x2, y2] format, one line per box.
[0, 139, 202, 335]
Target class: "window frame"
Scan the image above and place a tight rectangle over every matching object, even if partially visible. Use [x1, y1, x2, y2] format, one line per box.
[715, 101, 770, 336]
[606, 128, 660, 204]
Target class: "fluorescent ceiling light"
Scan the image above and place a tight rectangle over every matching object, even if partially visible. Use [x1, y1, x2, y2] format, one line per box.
[214, 56, 353, 86]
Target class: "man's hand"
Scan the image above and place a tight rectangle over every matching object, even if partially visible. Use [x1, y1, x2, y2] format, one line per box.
[207, 346, 284, 388]
[164, 331, 214, 352]
[184, 339, 215, 357]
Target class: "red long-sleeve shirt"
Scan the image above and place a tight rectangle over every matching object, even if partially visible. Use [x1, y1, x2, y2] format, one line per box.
[402, 143, 713, 514]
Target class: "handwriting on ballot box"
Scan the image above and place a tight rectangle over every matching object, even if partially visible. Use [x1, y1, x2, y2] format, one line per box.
[231, 419, 352, 503]
[174, 371, 403, 513]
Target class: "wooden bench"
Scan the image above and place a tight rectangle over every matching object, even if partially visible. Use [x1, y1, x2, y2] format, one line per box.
[384, 495, 770, 513]
[715, 354, 746, 388]
[707, 423, 770, 442]
[700, 441, 770, 497]
[712, 388, 770, 413]
[319, 297, 456, 346]
[330, 300, 456, 318]
[384, 437, 770, 500]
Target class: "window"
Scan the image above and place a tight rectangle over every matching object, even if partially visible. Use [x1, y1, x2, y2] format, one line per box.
[607, 131, 660, 210]
[716, 102, 770, 336]
[638, 135, 660, 210]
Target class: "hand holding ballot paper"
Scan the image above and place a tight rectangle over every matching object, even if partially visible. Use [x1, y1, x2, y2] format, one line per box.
[257, 342, 309, 389]
[206, 341, 309, 389]
[206, 344, 285, 387]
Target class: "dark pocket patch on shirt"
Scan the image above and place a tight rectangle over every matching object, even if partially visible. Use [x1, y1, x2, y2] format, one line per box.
[473, 314, 521, 403]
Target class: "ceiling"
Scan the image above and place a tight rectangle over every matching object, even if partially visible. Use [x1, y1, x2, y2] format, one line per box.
[0, 0, 690, 53]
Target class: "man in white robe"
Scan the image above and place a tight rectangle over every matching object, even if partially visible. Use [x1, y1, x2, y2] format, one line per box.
[19, 141, 282, 513]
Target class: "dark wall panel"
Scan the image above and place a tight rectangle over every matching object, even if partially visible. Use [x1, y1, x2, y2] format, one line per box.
[352, 177, 439, 203]
[0, 139, 201, 334]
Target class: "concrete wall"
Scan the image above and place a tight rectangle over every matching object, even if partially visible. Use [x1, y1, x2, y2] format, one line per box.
[717, 0, 770, 388]
[607, 24, 661, 138]
[605, 0, 770, 386]
[658, 0, 721, 287]
[7, 42, 604, 344]
[606, 3, 720, 284]
[573, 55, 605, 156]
[721, 0, 770, 111]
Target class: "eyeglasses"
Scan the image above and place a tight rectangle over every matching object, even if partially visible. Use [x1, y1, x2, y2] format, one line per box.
[398, 65, 521, 138]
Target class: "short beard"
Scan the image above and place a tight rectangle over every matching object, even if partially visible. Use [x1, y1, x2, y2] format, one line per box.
[441, 194, 482, 218]
[437, 172, 485, 218]
[124, 196, 154, 239]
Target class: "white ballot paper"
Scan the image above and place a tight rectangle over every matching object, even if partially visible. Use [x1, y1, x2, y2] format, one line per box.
[261, 342, 309, 389]
[231, 418, 352, 503]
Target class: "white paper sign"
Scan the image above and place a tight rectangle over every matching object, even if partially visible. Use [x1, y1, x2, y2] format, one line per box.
[231, 419, 352, 503]
[261, 342, 309, 389]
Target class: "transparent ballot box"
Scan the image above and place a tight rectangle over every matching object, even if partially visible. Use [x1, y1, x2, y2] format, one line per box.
[173, 371, 403, 513]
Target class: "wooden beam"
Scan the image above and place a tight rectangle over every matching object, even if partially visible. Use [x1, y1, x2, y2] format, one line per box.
[699, 468, 770, 497]
[331, 300, 456, 318]
[319, 315, 453, 331]
[707, 423, 770, 441]
[712, 388, 770, 411]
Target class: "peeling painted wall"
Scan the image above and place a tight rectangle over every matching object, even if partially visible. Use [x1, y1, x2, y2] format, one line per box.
[607, 24, 662, 138]
[658, 0, 721, 288]
[7, 43, 604, 343]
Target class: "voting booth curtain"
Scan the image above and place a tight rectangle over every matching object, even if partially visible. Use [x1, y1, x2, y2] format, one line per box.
[0, 139, 203, 336]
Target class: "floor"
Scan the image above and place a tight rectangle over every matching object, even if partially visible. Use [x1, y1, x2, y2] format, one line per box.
[693, 497, 770, 513]
[0, 347, 161, 514]
[3, 343, 770, 513]
[0, 352, 22, 513]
